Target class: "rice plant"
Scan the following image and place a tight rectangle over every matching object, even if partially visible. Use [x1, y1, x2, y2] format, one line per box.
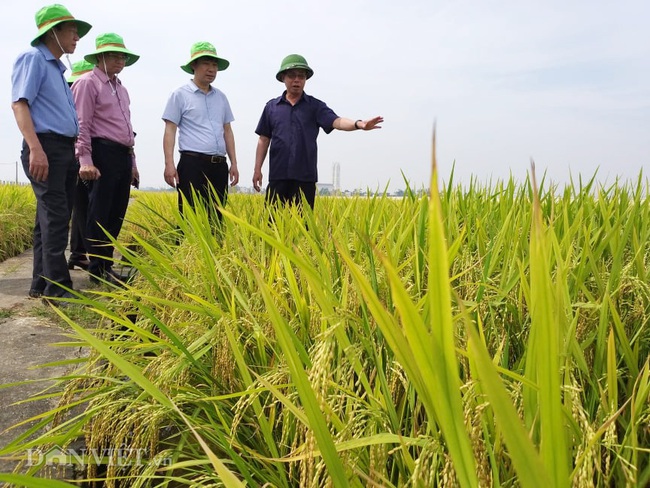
[1, 162, 648, 486]
[0, 183, 35, 262]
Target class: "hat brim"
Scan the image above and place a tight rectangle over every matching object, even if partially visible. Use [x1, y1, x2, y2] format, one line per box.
[181, 55, 229, 74]
[85, 48, 139, 67]
[67, 69, 92, 84]
[276, 66, 314, 82]
[31, 19, 92, 47]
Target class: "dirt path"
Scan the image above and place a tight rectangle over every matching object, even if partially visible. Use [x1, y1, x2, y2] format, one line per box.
[0, 249, 91, 475]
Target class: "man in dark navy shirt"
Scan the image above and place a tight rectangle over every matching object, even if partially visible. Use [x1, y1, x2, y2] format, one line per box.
[253, 54, 383, 209]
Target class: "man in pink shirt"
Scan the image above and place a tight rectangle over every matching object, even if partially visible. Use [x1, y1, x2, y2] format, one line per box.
[71, 32, 139, 285]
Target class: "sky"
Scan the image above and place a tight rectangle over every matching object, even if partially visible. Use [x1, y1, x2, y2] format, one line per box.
[1, 0, 649, 192]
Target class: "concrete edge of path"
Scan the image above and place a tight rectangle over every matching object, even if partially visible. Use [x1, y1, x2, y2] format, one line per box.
[0, 249, 92, 476]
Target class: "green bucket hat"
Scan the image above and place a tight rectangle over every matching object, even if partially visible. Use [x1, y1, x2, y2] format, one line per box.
[66, 59, 94, 83]
[181, 42, 229, 74]
[84, 32, 140, 67]
[276, 54, 314, 82]
[31, 4, 91, 47]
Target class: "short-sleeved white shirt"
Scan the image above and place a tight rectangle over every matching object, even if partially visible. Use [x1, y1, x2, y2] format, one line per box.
[162, 81, 234, 156]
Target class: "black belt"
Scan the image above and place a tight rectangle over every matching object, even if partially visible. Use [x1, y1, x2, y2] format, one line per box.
[37, 132, 77, 144]
[181, 151, 227, 164]
[92, 137, 133, 153]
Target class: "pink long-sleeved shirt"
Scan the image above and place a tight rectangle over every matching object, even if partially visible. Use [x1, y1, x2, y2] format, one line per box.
[71, 67, 137, 168]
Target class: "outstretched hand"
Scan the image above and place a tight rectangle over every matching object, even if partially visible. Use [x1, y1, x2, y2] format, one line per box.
[360, 116, 384, 130]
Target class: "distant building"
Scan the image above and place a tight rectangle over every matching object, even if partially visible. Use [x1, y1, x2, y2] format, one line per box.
[315, 162, 340, 195]
[332, 162, 340, 191]
[316, 182, 335, 195]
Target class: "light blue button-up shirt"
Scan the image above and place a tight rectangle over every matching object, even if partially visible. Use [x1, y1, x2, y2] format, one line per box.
[11, 44, 79, 138]
[162, 81, 234, 156]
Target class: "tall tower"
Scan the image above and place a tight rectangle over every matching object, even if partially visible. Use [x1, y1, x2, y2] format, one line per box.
[332, 162, 341, 191]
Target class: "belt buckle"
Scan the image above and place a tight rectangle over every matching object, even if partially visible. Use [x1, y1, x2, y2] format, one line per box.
[210, 155, 223, 164]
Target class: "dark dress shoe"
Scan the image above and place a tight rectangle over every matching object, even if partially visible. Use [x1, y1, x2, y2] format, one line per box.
[89, 269, 127, 287]
[107, 269, 128, 279]
[68, 258, 90, 270]
[42, 291, 78, 308]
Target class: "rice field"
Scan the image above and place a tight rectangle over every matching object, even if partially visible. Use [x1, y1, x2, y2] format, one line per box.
[0, 165, 648, 487]
[0, 183, 35, 262]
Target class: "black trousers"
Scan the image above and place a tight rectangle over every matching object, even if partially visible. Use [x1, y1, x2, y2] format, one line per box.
[21, 134, 77, 297]
[85, 139, 132, 276]
[176, 153, 229, 222]
[265, 179, 316, 209]
[69, 177, 88, 261]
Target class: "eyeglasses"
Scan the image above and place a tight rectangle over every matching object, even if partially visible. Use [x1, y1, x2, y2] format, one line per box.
[105, 53, 129, 62]
[285, 71, 307, 80]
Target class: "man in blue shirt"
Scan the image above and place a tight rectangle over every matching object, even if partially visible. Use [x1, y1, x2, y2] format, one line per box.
[163, 41, 239, 224]
[11, 4, 91, 303]
[253, 54, 383, 209]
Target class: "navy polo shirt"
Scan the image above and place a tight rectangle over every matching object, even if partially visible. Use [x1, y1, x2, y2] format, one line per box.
[255, 91, 338, 182]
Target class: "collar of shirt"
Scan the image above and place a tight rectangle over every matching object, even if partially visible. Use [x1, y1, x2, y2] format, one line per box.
[189, 80, 214, 94]
[91, 66, 123, 88]
[278, 90, 307, 106]
[36, 43, 66, 73]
